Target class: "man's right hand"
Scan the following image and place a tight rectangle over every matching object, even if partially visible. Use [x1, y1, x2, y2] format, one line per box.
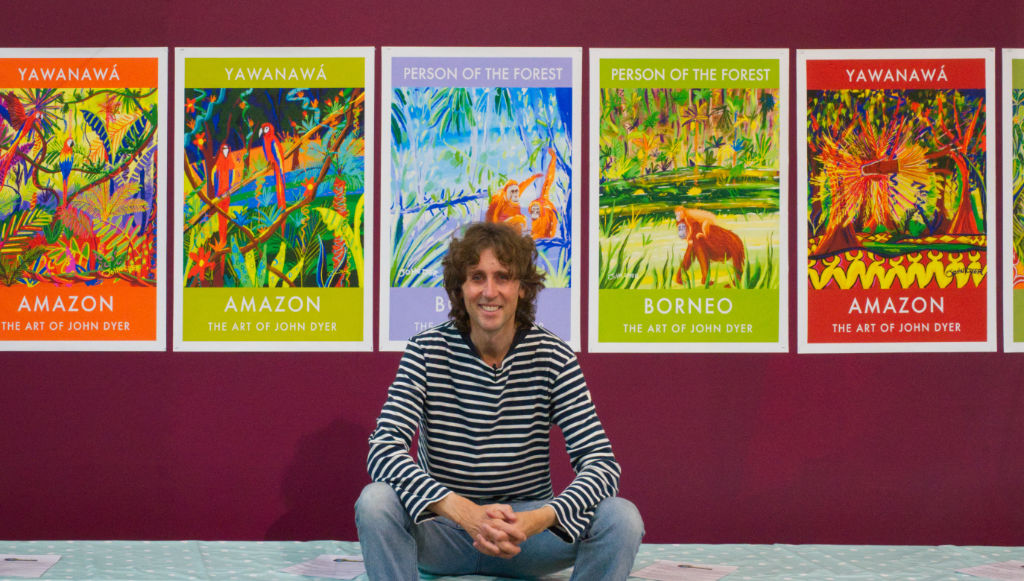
[428, 493, 524, 558]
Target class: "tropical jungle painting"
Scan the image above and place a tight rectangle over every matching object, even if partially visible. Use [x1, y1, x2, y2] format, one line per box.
[389, 86, 572, 289]
[1012, 86, 1024, 288]
[806, 88, 987, 291]
[597, 86, 781, 290]
[0, 87, 158, 287]
[181, 86, 365, 289]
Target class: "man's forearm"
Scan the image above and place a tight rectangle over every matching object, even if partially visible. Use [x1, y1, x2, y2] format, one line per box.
[429, 492, 480, 529]
[515, 506, 558, 538]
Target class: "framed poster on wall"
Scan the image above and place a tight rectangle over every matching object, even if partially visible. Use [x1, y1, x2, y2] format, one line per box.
[380, 47, 581, 351]
[1004, 49, 1024, 352]
[174, 47, 373, 352]
[589, 48, 788, 353]
[798, 49, 995, 353]
[0, 48, 166, 351]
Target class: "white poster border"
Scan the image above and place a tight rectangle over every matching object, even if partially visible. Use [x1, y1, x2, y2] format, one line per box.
[1002, 49, 1024, 352]
[0, 47, 167, 352]
[172, 46, 375, 353]
[587, 47, 790, 354]
[380, 46, 582, 352]
[796, 48, 996, 354]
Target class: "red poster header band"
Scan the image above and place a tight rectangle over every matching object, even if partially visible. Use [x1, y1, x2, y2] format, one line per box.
[805, 59, 985, 90]
[0, 58, 157, 88]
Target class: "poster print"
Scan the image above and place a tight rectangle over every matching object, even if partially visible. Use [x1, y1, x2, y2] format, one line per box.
[589, 49, 788, 353]
[174, 47, 373, 351]
[381, 47, 581, 351]
[798, 49, 995, 353]
[1005, 49, 1024, 352]
[0, 48, 166, 351]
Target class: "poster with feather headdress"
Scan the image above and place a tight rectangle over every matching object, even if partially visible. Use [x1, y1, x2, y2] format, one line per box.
[798, 49, 995, 353]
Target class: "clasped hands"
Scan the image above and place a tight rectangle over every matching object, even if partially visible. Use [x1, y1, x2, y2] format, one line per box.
[472, 503, 533, 558]
[431, 493, 556, 559]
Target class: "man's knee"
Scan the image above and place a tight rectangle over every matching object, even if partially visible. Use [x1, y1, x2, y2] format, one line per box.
[593, 497, 644, 542]
[355, 483, 405, 528]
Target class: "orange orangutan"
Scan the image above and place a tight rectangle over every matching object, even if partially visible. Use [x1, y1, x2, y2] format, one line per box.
[487, 170, 541, 235]
[529, 148, 559, 239]
[674, 206, 745, 286]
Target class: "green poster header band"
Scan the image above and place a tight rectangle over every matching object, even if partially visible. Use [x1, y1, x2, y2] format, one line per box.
[185, 57, 364, 88]
[601, 58, 779, 88]
[598, 288, 779, 343]
[1014, 58, 1024, 89]
[182, 287, 363, 342]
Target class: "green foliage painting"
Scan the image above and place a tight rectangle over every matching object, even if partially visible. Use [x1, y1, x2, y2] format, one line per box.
[598, 86, 781, 289]
[181, 87, 365, 289]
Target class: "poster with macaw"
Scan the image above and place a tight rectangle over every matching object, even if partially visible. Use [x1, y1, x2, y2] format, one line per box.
[588, 49, 788, 353]
[380, 47, 580, 351]
[0, 48, 166, 351]
[174, 47, 373, 351]
[1004, 49, 1024, 352]
[798, 49, 995, 353]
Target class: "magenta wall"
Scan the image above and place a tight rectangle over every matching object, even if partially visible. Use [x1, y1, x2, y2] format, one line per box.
[2, 0, 1022, 545]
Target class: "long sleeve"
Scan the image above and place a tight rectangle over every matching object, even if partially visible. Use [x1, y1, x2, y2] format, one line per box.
[545, 355, 621, 542]
[366, 339, 451, 523]
[366, 323, 621, 540]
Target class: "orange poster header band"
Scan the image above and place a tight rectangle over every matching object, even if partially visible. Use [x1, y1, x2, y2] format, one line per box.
[0, 58, 158, 88]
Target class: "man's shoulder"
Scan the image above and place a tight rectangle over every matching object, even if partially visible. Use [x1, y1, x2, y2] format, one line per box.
[519, 324, 575, 360]
[406, 321, 466, 355]
[409, 320, 458, 341]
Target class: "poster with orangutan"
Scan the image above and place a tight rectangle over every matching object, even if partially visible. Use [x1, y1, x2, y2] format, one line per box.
[589, 49, 788, 353]
[173, 47, 373, 352]
[0, 48, 165, 351]
[798, 49, 995, 353]
[1004, 49, 1024, 352]
[380, 47, 581, 351]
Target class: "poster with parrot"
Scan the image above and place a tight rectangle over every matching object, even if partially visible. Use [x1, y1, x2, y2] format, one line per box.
[1004, 49, 1024, 352]
[0, 48, 165, 351]
[380, 47, 581, 351]
[173, 47, 373, 351]
[588, 48, 788, 353]
[798, 49, 996, 353]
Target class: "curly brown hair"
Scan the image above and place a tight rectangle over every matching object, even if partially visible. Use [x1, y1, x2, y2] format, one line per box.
[442, 222, 546, 334]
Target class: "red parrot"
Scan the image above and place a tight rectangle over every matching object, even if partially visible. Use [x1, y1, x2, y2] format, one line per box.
[58, 137, 74, 206]
[211, 143, 235, 285]
[258, 123, 286, 236]
[211, 143, 235, 246]
[0, 110, 39, 193]
[0, 92, 28, 131]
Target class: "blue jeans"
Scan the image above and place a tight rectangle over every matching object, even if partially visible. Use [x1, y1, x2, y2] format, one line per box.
[355, 483, 643, 581]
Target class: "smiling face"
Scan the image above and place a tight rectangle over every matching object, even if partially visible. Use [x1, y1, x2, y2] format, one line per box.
[461, 247, 524, 348]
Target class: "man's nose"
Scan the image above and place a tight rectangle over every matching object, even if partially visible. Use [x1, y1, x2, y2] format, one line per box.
[482, 276, 497, 296]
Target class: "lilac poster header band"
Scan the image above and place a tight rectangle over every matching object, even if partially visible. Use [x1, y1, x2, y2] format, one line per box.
[392, 57, 573, 87]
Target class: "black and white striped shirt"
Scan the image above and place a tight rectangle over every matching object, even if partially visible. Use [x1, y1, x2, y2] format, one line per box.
[367, 321, 621, 542]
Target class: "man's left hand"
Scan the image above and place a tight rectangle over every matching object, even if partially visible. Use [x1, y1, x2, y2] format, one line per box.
[473, 506, 557, 559]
